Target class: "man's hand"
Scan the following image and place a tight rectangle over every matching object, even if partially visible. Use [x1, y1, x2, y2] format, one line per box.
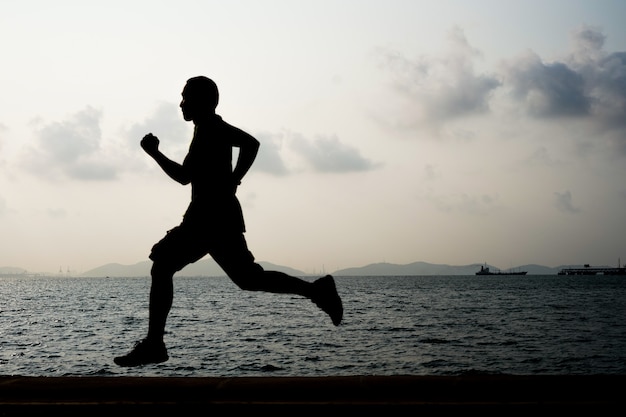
[140, 133, 160, 156]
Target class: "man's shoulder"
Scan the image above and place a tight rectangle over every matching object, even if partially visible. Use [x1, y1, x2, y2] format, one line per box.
[215, 116, 255, 140]
[214, 115, 239, 131]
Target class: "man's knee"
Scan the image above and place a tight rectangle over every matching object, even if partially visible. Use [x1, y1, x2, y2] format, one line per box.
[227, 263, 264, 291]
[151, 262, 178, 281]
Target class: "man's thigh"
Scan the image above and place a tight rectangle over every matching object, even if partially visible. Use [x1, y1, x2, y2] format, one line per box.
[149, 225, 209, 272]
[208, 233, 262, 279]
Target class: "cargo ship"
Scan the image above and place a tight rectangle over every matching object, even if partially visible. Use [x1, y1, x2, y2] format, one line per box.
[475, 265, 527, 276]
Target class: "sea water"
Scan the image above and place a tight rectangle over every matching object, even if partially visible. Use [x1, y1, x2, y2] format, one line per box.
[0, 275, 625, 376]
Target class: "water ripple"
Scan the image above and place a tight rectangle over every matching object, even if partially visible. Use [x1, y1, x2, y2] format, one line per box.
[0, 275, 625, 376]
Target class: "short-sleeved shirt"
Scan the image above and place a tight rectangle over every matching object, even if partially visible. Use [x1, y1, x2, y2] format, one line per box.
[149, 115, 252, 270]
[181, 115, 245, 233]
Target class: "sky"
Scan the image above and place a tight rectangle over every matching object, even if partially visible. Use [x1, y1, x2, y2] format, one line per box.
[1, 0, 626, 274]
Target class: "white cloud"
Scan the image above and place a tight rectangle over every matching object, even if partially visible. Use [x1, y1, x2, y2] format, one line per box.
[125, 101, 191, 155]
[378, 27, 501, 129]
[46, 207, 67, 219]
[253, 132, 289, 176]
[20, 107, 118, 181]
[248, 130, 379, 175]
[425, 191, 502, 216]
[0, 123, 7, 168]
[0, 195, 6, 217]
[289, 133, 379, 173]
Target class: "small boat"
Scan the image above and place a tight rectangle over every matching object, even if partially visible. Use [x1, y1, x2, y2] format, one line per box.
[475, 265, 527, 276]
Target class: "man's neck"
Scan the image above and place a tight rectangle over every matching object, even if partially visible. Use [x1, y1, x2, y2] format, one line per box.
[193, 113, 218, 125]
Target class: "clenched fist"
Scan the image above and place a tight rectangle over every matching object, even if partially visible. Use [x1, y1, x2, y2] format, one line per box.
[140, 133, 160, 156]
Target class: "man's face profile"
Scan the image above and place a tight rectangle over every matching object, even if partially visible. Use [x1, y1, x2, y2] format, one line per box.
[180, 85, 199, 121]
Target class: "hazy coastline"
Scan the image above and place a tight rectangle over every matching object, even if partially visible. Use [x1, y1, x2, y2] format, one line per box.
[1, 260, 618, 278]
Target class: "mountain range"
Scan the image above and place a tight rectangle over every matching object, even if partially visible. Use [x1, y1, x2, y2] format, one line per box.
[0, 260, 587, 277]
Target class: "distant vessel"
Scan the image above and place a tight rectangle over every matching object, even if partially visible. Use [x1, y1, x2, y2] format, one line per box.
[475, 265, 527, 276]
[558, 260, 626, 276]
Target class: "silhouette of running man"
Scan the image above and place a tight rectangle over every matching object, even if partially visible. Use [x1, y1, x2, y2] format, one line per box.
[114, 76, 343, 367]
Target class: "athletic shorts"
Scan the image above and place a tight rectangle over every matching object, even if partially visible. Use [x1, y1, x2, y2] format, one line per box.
[149, 222, 259, 276]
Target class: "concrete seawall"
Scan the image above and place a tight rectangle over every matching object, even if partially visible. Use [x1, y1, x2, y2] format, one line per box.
[1, 375, 624, 415]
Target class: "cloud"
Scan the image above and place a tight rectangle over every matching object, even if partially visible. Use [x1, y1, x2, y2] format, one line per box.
[21, 107, 117, 181]
[125, 102, 190, 150]
[253, 132, 289, 176]
[423, 164, 441, 181]
[0, 123, 7, 167]
[503, 52, 589, 117]
[248, 130, 378, 175]
[502, 26, 626, 151]
[290, 133, 379, 173]
[554, 190, 581, 214]
[46, 207, 67, 219]
[425, 190, 502, 216]
[589, 51, 626, 126]
[379, 26, 626, 154]
[0, 195, 6, 217]
[127, 105, 375, 176]
[378, 27, 501, 127]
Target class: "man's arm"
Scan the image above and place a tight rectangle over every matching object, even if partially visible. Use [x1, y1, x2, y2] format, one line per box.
[230, 127, 260, 186]
[141, 133, 191, 185]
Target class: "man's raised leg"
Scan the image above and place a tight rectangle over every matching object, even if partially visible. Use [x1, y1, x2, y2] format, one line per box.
[227, 266, 343, 326]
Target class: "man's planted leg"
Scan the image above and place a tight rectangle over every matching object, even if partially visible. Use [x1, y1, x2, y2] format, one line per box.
[114, 262, 174, 367]
[147, 262, 175, 342]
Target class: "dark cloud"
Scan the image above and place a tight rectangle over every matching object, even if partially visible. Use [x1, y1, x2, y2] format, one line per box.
[574, 33, 626, 146]
[290, 134, 379, 173]
[504, 53, 589, 117]
[554, 190, 581, 214]
[591, 51, 626, 128]
[379, 27, 500, 126]
[380, 26, 626, 153]
[502, 26, 626, 150]
[21, 107, 117, 181]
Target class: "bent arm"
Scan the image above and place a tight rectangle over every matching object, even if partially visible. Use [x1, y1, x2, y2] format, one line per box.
[150, 151, 191, 185]
[231, 128, 260, 185]
[141, 133, 191, 185]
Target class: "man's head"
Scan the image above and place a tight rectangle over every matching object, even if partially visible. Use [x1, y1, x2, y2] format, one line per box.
[180, 76, 219, 121]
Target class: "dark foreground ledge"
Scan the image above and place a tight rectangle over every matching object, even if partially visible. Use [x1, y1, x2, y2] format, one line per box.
[1, 375, 624, 416]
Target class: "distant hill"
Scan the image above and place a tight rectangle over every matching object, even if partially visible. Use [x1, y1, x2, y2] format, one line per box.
[81, 261, 152, 277]
[333, 262, 480, 276]
[0, 266, 28, 275]
[3, 261, 599, 278]
[333, 262, 569, 276]
[80, 259, 308, 277]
